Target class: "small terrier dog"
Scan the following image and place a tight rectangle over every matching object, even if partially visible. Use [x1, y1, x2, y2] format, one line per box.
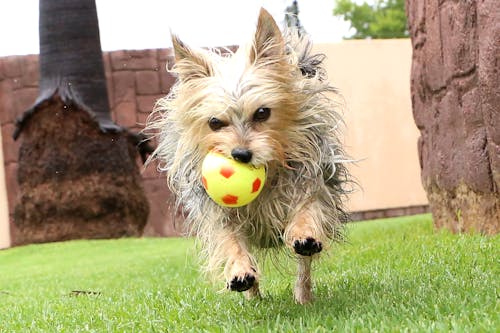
[148, 8, 351, 304]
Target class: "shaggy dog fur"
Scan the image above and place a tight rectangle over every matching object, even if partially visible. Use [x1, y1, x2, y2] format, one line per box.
[147, 8, 351, 304]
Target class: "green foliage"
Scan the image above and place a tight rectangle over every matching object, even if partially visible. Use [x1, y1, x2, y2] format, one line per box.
[333, 0, 409, 39]
[1, 215, 498, 332]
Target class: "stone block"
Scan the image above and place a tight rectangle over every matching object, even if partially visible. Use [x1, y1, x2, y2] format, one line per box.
[102, 52, 112, 72]
[105, 72, 114, 110]
[110, 49, 158, 71]
[136, 71, 160, 95]
[137, 94, 162, 113]
[112, 71, 136, 105]
[141, 178, 181, 237]
[3, 56, 22, 78]
[10, 77, 22, 90]
[113, 102, 137, 128]
[387, 208, 405, 218]
[407, 205, 429, 215]
[158, 48, 173, 61]
[13, 87, 38, 117]
[4, 162, 19, 216]
[19, 55, 39, 87]
[166, 55, 175, 71]
[159, 68, 177, 94]
[0, 59, 5, 80]
[136, 111, 150, 128]
[109, 50, 128, 71]
[1, 123, 20, 163]
[349, 211, 363, 221]
[0, 79, 14, 124]
[128, 125, 143, 135]
[362, 209, 386, 221]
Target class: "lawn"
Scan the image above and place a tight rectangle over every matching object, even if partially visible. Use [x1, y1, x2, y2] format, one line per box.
[0, 214, 498, 332]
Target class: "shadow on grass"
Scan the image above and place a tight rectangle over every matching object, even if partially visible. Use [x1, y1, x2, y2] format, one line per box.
[245, 276, 443, 324]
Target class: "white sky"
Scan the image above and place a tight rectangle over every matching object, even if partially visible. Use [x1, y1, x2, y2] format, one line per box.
[0, 0, 352, 56]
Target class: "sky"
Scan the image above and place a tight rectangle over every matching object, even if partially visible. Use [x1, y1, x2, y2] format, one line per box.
[0, 0, 352, 56]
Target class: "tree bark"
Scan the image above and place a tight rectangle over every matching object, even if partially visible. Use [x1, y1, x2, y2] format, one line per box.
[13, 0, 150, 245]
[406, 0, 499, 234]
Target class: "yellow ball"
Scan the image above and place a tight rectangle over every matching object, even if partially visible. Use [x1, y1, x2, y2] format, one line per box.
[201, 151, 266, 207]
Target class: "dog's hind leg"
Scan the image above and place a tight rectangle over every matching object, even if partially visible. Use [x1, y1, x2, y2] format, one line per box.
[245, 280, 261, 300]
[284, 202, 325, 304]
[294, 256, 313, 304]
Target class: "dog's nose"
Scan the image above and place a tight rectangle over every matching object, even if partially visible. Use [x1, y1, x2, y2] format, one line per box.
[231, 148, 253, 163]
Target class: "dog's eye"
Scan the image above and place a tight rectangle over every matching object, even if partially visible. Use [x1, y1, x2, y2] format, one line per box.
[253, 107, 271, 122]
[208, 117, 227, 131]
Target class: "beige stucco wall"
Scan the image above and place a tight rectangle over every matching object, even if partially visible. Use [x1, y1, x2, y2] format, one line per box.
[314, 39, 428, 211]
[0, 129, 10, 249]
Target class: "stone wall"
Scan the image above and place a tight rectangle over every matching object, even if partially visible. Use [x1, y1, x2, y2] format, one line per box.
[0, 49, 180, 239]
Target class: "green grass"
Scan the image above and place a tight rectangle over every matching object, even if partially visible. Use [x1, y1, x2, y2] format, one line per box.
[0, 214, 498, 332]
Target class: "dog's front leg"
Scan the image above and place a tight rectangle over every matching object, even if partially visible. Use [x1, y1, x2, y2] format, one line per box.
[284, 203, 324, 304]
[285, 203, 324, 257]
[213, 229, 260, 298]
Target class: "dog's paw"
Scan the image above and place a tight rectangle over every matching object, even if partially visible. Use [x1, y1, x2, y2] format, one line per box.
[227, 272, 256, 292]
[293, 237, 322, 256]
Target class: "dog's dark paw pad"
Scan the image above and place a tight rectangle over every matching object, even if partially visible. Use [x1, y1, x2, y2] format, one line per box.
[227, 273, 255, 292]
[293, 237, 322, 256]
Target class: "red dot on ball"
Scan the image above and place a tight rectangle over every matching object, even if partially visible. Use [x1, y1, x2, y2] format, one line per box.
[222, 194, 238, 205]
[252, 178, 261, 193]
[220, 165, 235, 179]
[202, 176, 208, 189]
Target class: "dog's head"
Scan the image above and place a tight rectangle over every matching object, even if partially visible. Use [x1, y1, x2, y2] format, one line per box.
[168, 8, 303, 168]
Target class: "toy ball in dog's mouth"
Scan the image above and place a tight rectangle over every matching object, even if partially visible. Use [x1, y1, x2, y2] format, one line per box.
[201, 151, 266, 207]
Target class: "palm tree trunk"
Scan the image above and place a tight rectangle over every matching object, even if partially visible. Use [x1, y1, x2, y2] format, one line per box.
[12, 0, 150, 245]
[38, 0, 114, 129]
[406, 0, 499, 234]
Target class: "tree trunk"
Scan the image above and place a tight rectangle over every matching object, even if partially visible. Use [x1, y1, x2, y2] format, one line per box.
[406, 0, 499, 234]
[12, 0, 150, 245]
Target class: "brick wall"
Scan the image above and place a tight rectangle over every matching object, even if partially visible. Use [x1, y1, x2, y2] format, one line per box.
[0, 49, 181, 239]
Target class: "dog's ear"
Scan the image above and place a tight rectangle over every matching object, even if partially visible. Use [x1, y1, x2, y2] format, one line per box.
[250, 8, 284, 64]
[171, 34, 213, 81]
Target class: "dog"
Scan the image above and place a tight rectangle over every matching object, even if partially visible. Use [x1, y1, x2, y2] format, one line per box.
[148, 8, 351, 304]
